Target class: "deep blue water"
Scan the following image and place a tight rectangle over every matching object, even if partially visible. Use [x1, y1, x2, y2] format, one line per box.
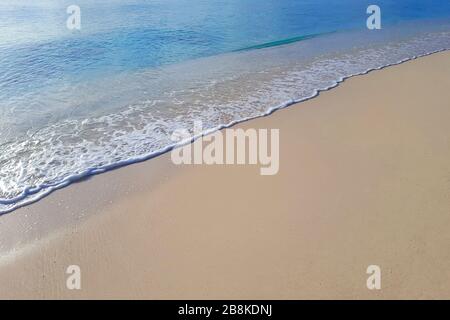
[2, 0, 450, 93]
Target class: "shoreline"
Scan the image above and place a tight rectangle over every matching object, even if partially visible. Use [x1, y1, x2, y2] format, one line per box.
[1, 51, 450, 299]
[2, 45, 449, 216]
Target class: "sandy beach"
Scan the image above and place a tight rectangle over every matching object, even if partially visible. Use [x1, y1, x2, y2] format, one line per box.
[0, 51, 449, 299]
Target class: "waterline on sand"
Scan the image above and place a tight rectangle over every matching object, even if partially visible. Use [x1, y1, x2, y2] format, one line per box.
[1, 25, 450, 215]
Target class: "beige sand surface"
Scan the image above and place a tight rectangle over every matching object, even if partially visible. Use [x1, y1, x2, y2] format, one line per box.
[0, 51, 449, 299]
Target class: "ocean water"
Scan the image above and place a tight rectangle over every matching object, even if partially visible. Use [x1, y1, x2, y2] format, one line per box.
[1, 0, 450, 214]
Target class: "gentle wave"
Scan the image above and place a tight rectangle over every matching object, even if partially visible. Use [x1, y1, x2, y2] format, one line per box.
[0, 28, 449, 215]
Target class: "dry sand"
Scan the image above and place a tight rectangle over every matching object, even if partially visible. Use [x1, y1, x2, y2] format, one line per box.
[0, 51, 449, 299]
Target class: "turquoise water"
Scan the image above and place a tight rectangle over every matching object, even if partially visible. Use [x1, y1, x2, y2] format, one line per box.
[2, 0, 450, 92]
[1, 1, 450, 213]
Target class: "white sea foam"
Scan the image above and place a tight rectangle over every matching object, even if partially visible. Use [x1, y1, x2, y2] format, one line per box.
[0, 27, 449, 214]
